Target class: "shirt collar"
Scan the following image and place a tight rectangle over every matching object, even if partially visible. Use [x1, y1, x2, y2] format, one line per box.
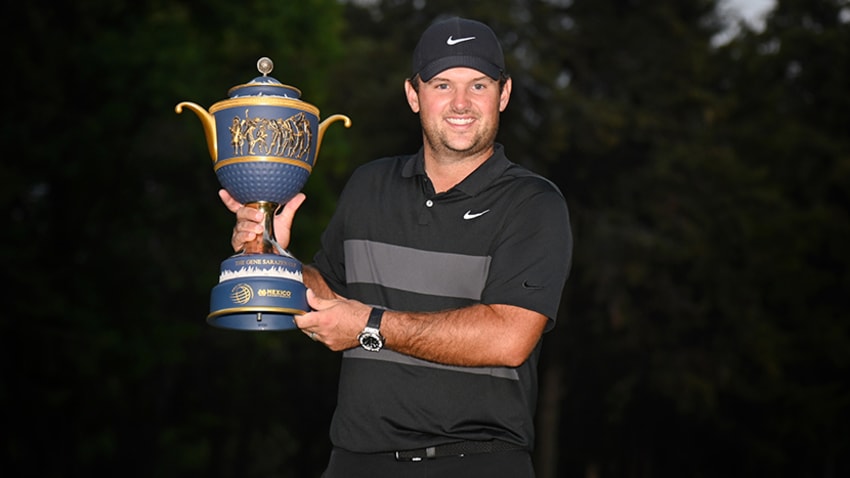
[401, 144, 511, 196]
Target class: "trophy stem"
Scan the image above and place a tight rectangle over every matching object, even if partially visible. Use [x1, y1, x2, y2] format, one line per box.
[209, 198, 306, 331]
[244, 201, 285, 255]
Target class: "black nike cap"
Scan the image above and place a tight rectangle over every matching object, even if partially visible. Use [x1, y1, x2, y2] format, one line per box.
[411, 17, 505, 82]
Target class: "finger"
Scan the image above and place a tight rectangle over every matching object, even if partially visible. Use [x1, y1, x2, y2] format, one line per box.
[279, 193, 307, 217]
[296, 321, 319, 341]
[231, 229, 258, 252]
[305, 288, 324, 311]
[234, 207, 264, 237]
[236, 205, 265, 223]
[294, 314, 320, 344]
[218, 189, 242, 213]
[272, 193, 306, 239]
[292, 310, 314, 331]
[297, 325, 312, 338]
[230, 206, 265, 251]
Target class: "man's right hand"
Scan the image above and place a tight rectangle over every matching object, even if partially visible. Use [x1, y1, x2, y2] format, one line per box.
[218, 189, 307, 252]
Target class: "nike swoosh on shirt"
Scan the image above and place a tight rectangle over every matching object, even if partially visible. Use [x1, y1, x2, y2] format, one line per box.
[522, 281, 545, 290]
[447, 35, 476, 46]
[463, 209, 490, 220]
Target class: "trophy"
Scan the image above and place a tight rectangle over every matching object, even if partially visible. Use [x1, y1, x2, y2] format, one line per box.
[176, 57, 350, 331]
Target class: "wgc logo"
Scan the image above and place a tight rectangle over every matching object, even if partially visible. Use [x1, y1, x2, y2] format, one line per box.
[230, 283, 254, 305]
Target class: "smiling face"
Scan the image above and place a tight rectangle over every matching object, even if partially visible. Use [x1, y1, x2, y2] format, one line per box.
[405, 67, 512, 166]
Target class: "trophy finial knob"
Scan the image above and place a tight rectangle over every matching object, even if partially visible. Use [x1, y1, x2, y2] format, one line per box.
[257, 57, 274, 76]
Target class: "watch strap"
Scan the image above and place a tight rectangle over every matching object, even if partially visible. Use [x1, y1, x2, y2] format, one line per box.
[367, 307, 384, 330]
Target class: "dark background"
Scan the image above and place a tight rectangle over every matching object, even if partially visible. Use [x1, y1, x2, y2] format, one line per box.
[4, 0, 848, 477]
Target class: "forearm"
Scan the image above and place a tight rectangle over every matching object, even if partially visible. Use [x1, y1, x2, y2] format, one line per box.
[303, 264, 342, 300]
[382, 303, 548, 368]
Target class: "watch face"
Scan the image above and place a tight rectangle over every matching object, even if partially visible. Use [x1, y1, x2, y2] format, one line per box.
[359, 333, 382, 351]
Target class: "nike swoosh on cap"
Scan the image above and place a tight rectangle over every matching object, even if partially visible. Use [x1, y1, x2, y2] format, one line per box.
[447, 35, 476, 46]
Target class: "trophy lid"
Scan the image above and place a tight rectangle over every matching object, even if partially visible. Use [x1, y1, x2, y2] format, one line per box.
[227, 57, 303, 99]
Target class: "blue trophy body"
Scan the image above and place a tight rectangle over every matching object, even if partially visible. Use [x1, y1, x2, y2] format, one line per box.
[176, 57, 350, 330]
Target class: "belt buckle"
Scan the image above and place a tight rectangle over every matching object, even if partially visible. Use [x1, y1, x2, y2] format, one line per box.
[394, 446, 437, 461]
[394, 451, 422, 462]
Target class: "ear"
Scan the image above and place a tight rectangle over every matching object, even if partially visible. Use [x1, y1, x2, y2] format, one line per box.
[404, 79, 420, 113]
[499, 77, 512, 112]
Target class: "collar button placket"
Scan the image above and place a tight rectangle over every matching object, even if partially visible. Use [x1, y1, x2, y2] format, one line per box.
[419, 199, 433, 225]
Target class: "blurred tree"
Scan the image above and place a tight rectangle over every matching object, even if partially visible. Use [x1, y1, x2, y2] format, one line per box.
[705, 0, 850, 475]
[4, 0, 349, 477]
[331, 1, 850, 477]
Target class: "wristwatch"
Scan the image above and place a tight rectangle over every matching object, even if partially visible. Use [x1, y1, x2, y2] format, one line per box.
[358, 308, 385, 352]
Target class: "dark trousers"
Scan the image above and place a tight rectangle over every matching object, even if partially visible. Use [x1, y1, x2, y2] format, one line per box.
[321, 447, 536, 478]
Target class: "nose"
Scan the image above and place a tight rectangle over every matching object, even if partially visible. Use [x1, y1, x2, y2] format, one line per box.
[451, 88, 470, 111]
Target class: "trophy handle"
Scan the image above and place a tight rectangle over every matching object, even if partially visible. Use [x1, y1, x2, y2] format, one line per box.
[175, 101, 218, 162]
[316, 114, 352, 158]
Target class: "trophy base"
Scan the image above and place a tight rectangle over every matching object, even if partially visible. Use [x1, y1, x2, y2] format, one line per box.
[207, 310, 299, 331]
[208, 253, 308, 331]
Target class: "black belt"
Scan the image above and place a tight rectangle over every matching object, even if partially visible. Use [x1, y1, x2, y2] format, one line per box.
[393, 440, 523, 461]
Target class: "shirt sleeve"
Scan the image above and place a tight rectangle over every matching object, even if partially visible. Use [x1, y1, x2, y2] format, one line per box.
[310, 177, 359, 297]
[480, 178, 573, 328]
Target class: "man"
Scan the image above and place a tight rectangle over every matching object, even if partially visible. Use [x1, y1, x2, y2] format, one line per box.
[221, 17, 572, 478]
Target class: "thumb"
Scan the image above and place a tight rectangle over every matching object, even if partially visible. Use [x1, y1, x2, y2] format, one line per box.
[305, 288, 329, 311]
[218, 189, 243, 213]
[272, 193, 306, 249]
[273, 192, 306, 228]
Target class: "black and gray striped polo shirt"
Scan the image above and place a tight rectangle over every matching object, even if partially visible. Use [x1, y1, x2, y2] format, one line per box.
[312, 143, 572, 454]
